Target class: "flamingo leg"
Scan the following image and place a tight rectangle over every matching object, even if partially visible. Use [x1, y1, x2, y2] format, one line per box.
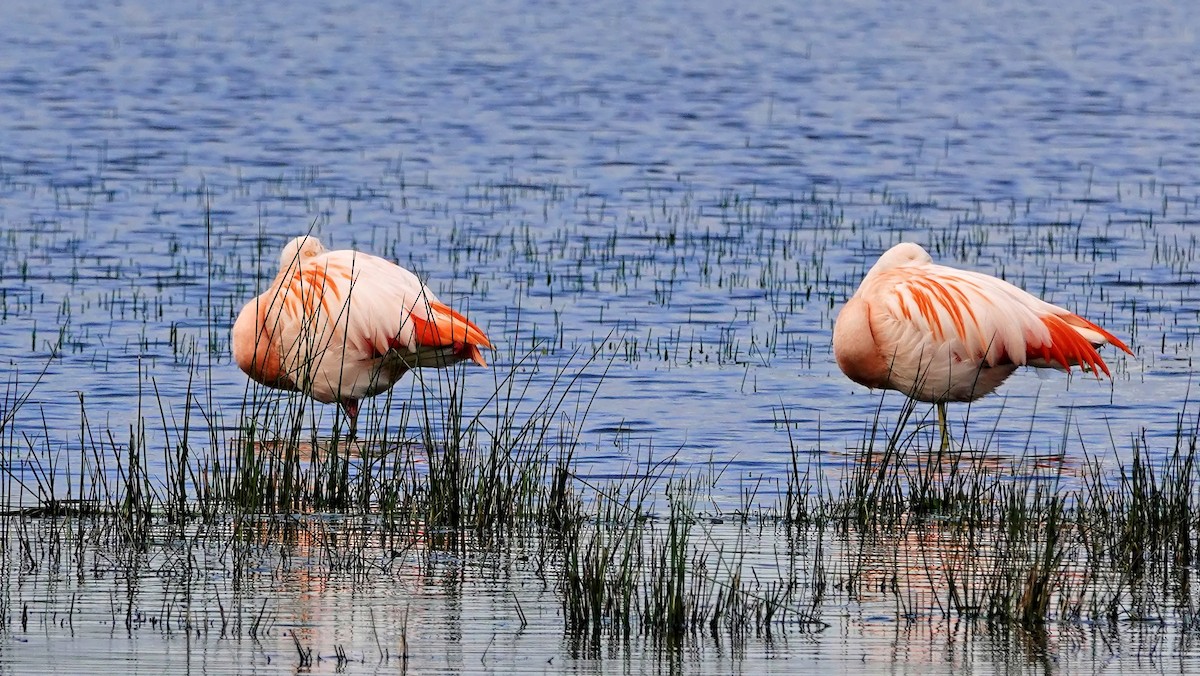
[340, 399, 360, 441]
[937, 402, 950, 453]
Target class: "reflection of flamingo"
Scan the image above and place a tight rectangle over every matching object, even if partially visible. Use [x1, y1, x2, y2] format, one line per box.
[833, 242, 1132, 449]
[233, 235, 493, 438]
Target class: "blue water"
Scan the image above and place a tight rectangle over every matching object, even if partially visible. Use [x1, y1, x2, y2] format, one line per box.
[1, 0, 1199, 671]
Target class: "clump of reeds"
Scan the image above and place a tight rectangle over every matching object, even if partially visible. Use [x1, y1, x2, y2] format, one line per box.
[558, 464, 827, 643]
[809, 392, 1200, 633]
[1074, 406, 1200, 625]
[6, 331, 1200, 648]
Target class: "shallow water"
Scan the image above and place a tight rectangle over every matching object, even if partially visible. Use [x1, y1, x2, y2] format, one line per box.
[2, 0, 1200, 671]
[2, 516, 1196, 675]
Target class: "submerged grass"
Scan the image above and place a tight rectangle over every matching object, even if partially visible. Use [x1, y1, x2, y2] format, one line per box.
[827, 390, 1200, 633]
[5, 339, 1200, 651]
[0, 173, 1197, 656]
[0, 290, 1192, 668]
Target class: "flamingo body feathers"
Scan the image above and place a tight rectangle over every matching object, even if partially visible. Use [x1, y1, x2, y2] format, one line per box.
[232, 236, 492, 431]
[833, 242, 1131, 404]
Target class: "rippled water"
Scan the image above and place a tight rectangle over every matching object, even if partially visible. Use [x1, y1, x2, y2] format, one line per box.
[3, 0, 1200, 671]
[3, 515, 1196, 674]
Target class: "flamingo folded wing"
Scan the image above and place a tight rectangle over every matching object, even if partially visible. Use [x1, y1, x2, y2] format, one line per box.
[408, 300, 494, 367]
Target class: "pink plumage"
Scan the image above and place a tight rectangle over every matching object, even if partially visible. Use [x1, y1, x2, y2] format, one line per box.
[232, 235, 493, 437]
[833, 242, 1131, 445]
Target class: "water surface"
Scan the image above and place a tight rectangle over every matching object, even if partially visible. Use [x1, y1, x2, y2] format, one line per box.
[2, 0, 1199, 671]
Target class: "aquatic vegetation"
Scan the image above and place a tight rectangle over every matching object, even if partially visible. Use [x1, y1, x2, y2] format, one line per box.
[4, 331, 1200, 655]
[0, 124, 1195, 668]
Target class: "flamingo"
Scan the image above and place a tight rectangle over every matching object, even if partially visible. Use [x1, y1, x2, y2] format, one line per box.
[232, 235, 493, 439]
[832, 242, 1132, 450]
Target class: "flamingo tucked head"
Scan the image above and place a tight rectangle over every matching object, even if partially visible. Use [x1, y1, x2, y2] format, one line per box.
[864, 241, 933, 278]
[279, 235, 326, 274]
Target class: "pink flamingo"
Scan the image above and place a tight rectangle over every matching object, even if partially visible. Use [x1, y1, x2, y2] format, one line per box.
[833, 242, 1132, 449]
[233, 235, 493, 438]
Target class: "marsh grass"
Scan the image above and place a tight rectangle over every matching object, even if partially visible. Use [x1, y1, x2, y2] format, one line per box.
[558, 464, 830, 644]
[3, 336, 1200, 650]
[823, 392, 1200, 634]
[202, 330, 603, 533]
[0, 187, 1195, 648]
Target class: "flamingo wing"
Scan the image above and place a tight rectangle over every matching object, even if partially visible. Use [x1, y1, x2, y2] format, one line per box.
[874, 263, 1131, 376]
[407, 301, 494, 367]
[315, 250, 493, 368]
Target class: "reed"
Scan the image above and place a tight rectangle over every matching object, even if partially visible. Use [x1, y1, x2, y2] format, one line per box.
[6, 354, 1200, 645]
[810, 390, 1200, 637]
[2, 174, 1198, 652]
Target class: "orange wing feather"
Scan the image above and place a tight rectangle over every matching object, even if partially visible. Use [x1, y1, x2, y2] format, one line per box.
[408, 301, 494, 367]
[1030, 313, 1134, 376]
